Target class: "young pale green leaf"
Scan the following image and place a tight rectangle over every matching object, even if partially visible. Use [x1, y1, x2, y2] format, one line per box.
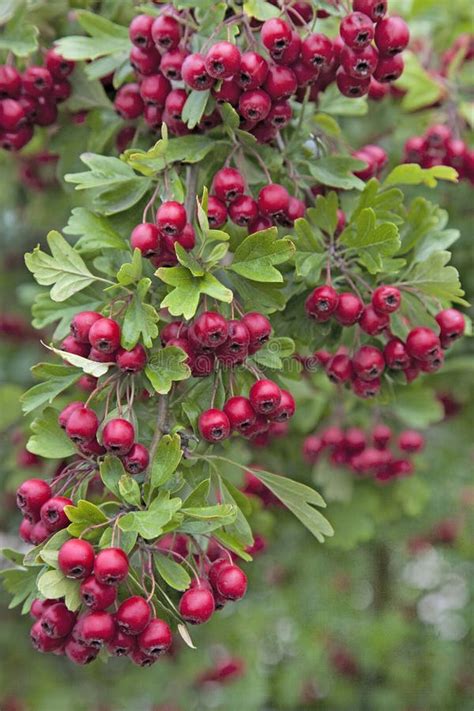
[125, 135, 228, 174]
[21, 363, 80, 414]
[65, 500, 108, 527]
[117, 249, 143, 285]
[0, 2, 38, 56]
[179, 504, 237, 535]
[1, 549, 25, 566]
[311, 192, 339, 237]
[118, 475, 142, 507]
[394, 52, 444, 112]
[118, 495, 182, 540]
[150, 434, 183, 490]
[25, 231, 98, 302]
[243, 0, 280, 20]
[157, 266, 233, 319]
[100, 455, 126, 498]
[182, 89, 211, 129]
[309, 156, 366, 190]
[43, 343, 112, 377]
[220, 102, 240, 131]
[154, 554, 191, 591]
[229, 229, 295, 283]
[401, 251, 468, 305]
[27, 408, 77, 459]
[251, 336, 295, 370]
[175, 243, 205, 276]
[64, 207, 127, 251]
[341, 208, 400, 274]
[145, 347, 191, 394]
[384, 163, 458, 188]
[37, 569, 81, 612]
[317, 83, 368, 116]
[121, 278, 159, 349]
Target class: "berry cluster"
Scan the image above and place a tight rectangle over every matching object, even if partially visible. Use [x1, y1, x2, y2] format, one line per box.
[303, 423, 425, 483]
[179, 556, 247, 623]
[0, 51, 74, 151]
[131, 200, 195, 268]
[404, 124, 474, 184]
[208, 168, 305, 233]
[199, 379, 296, 443]
[352, 143, 388, 180]
[305, 283, 465, 398]
[16, 478, 71, 545]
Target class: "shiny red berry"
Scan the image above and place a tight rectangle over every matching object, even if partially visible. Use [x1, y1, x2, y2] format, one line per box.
[182, 53, 213, 90]
[16, 478, 52, 521]
[80, 575, 117, 611]
[151, 14, 181, 51]
[140, 74, 171, 106]
[215, 565, 247, 600]
[384, 338, 410, 369]
[70, 311, 102, 344]
[137, 618, 172, 657]
[156, 200, 186, 237]
[75, 611, 115, 648]
[352, 0, 387, 23]
[340, 12, 375, 49]
[435, 309, 465, 345]
[336, 68, 371, 96]
[242, 312, 272, 353]
[116, 596, 151, 635]
[359, 305, 390, 335]
[249, 380, 282, 415]
[94, 547, 129, 586]
[375, 16, 410, 56]
[58, 539, 95, 579]
[106, 628, 135, 656]
[66, 407, 99, 444]
[334, 292, 364, 325]
[352, 376, 381, 398]
[65, 637, 98, 664]
[228, 195, 259, 226]
[179, 586, 215, 624]
[102, 418, 135, 456]
[114, 83, 144, 119]
[116, 344, 147, 372]
[326, 354, 353, 383]
[22, 67, 53, 97]
[129, 14, 154, 49]
[406, 327, 441, 362]
[238, 52, 269, 89]
[263, 65, 297, 100]
[213, 167, 245, 203]
[373, 54, 404, 83]
[261, 18, 292, 55]
[301, 34, 334, 69]
[341, 44, 379, 79]
[40, 496, 73, 533]
[223, 397, 256, 433]
[269, 389, 295, 422]
[199, 409, 231, 442]
[88, 318, 121, 354]
[0, 65, 22, 98]
[353, 345, 385, 381]
[122, 443, 150, 475]
[398, 430, 425, 453]
[41, 602, 76, 639]
[305, 285, 339, 321]
[131, 222, 160, 256]
[205, 41, 241, 80]
[372, 285, 401, 314]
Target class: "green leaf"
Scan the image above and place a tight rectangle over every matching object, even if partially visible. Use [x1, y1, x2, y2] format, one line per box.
[248, 468, 333, 542]
[179, 504, 237, 534]
[21, 364, 80, 415]
[64, 207, 127, 251]
[229, 229, 295, 283]
[383, 163, 458, 188]
[311, 192, 339, 236]
[100, 455, 126, 498]
[175, 243, 205, 276]
[154, 554, 191, 591]
[394, 52, 444, 112]
[25, 231, 97, 302]
[65, 153, 152, 215]
[182, 89, 211, 129]
[308, 156, 366, 190]
[44, 343, 112, 377]
[391, 386, 444, 428]
[340, 209, 400, 274]
[150, 434, 183, 489]
[220, 102, 240, 131]
[243, 0, 280, 20]
[99, 527, 137, 554]
[118, 495, 182, 540]
[121, 278, 159, 349]
[117, 249, 143, 285]
[55, 10, 130, 61]
[219, 480, 254, 548]
[1, 549, 25, 566]
[317, 84, 368, 117]
[157, 266, 233, 319]
[31, 291, 102, 341]
[64, 63, 113, 112]
[65, 500, 108, 526]
[0, 384, 23, 429]
[0, 2, 38, 56]
[119, 475, 142, 507]
[252, 337, 295, 370]
[0, 566, 39, 612]
[402, 251, 467, 305]
[37, 569, 81, 612]
[145, 347, 191, 394]
[227, 273, 286, 313]
[27, 408, 77, 459]
[125, 135, 228, 175]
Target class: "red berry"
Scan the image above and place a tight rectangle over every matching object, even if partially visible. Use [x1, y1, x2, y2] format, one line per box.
[305, 285, 339, 321]
[0, 99, 26, 131]
[30, 620, 64, 653]
[220, 319, 250, 357]
[336, 69, 371, 97]
[66, 407, 99, 444]
[205, 41, 241, 80]
[216, 565, 247, 600]
[64, 638, 98, 665]
[0, 124, 33, 151]
[58, 539, 95, 579]
[70, 311, 102, 344]
[238, 52, 268, 90]
[88, 318, 121, 354]
[269, 389, 295, 422]
[373, 54, 404, 83]
[94, 548, 129, 586]
[40, 496, 73, 533]
[114, 83, 144, 119]
[160, 48, 187, 80]
[102, 418, 135, 456]
[0, 65, 22, 98]
[156, 200, 186, 237]
[140, 74, 171, 106]
[384, 338, 410, 370]
[208, 557, 232, 589]
[340, 12, 375, 49]
[151, 14, 181, 51]
[353, 345, 385, 381]
[369, 76, 390, 100]
[212, 78, 241, 105]
[179, 586, 215, 624]
[19, 517, 34, 542]
[238, 89, 271, 122]
[137, 618, 172, 657]
[198, 409, 231, 442]
[375, 16, 409, 56]
[16, 478, 52, 521]
[130, 45, 161, 75]
[116, 344, 147, 372]
[263, 65, 297, 100]
[22, 67, 53, 97]
[106, 628, 135, 656]
[164, 88, 187, 120]
[334, 292, 364, 325]
[352, 0, 387, 23]
[436, 309, 465, 345]
[213, 167, 245, 203]
[359, 305, 390, 335]
[30, 598, 55, 620]
[116, 596, 151, 635]
[131, 222, 160, 256]
[372, 285, 401, 314]
[268, 100, 292, 128]
[30, 520, 50, 545]
[303, 435, 324, 463]
[248, 215, 273, 234]
[122, 443, 150, 475]
[41, 602, 76, 639]
[207, 195, 228, 228]
[398, 430, 425, 453]
[182, 53, 213, 90]
[80, 575, 117, 611]
[130, 647, 157, 667]
[258, 183, 290, 217]
[345, 427, 367, 453]
[242, 312, 272, 353]
[223, 397, 256, 433]
[193, 311, 228, 348]
[301, 34, 334, 69]
[75, 611, 115, 647]
[373, 423, 392, 448]
[177, 223, 195, 250]
[352, 376, 381, 398]
[249, 380, 282, 415]
[261, 18, 292, 56]
[129, 14, 154, 49]
[341, 44, 379, 79]
[326, 354, 354, 383]
[60, 335, 90, 358]
[406, 327, 441, 362]
[228, 194, 259, 226]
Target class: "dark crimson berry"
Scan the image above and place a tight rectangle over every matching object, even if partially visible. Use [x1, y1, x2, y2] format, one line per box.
[89, 347, 115, 363]
[273, 30, 301, 65]
[398, 430, 425, 453]
[249, 380, 282, 415]
[131, 222, 160, 256]
[384, 338, 410, 369]
[261, 18, 292, 55]
[238, 52, 268, 90]
[221, 319, 250, 356]
[75, 611, 115, 648]
[263, 65, 297, 100]
[321, 426, 344, 448]
[116, 596, 151, 635]
[130, 45, 161, 75]
[140, 74, 172, 108]
[164, 88, 187, 120]
[369, 76, 390, 100]
[340, 12, 375, 49]
[70, 311, 102, 344]
[205, 41, 241, 80]
[116, 125, 136, 152]
[375, 16, 409, 56]
[336, 68, 371, 96]
[102, 418, 135, 456]
[130, 648, 157, 667]
[41, 602, 76, 639]
[138, 618, 172, 657]
[216, 565, 247, 600]
[0, 65, 22, 98]
[373, 54, 404, 82]
[305, 285, 339, 321]
[352, 0, 387, 22]
[60, 335, 90, 358]
[208, 557, 232, 590]
[114, 83, 144, 119]
[228, 194, 259, 226]
[156, 200, 186, 236]
[276, 196, 305, 227]
[161, 320, 187, 344]
[182, 53, 213, 90]
[193, 311, 228, 348]
[359, 305, 390, 335]
[364, 144, 389, 172]
[116, 344, 147, 372]
[292, 59, 320, 87]
[353, 345, 385, 381]
[445, 138, 467, 172]
[80, 575, 117, 611]
[269, 389, 295, 422]
[425, 124, 452, 149]
[238, 89, 271, 122]
[129, 14, 154, 49]
[326, 354, 354, 383]
[151, 14, 181, 51]
[19, 517, 34, 542]
[198, 409, 231, 442]
[30, 598, 55, 620]
[40, 496, 73, 533]
[22, 67, 53, 97]
[352, 148, 378, 180]
[404, 135, 425, 162]
[66, 407, 99, 444]
[353, 376, 381, 398]
[31, 620, 63, 653]
[267, 100, 292, 128]
[224, 397, 256, 433]
[258, 183, 290, 217]
[207, 195, 228, 228]
[30, 520, 50, 545]
[144, 104, 163, 131]
[94, 548, 129, 586]
[179, 586, 215, 624]
[242, 312, 272, 353]
[334, 292, 364, 325]
[212, 78, 241, 105]
[301, 34, 334, 68]
[106, 628, 135, 656]
[58, 539, 94, 579]
[0, 99, 25, 131]
[122, 443, 150, 475]
[213, 167, 245, 203]
[65, 638, 98, 665]
[160, 48, 187, 80]
[372, 285, 401, 314]
[34, 98, 58, 126]
[0, 124, 33, 151]
[177, 223, 195, 250]
[88, 317, 121, 354]
[16, 478, 52, 521]
[436, 309, 465, 344]
[248, 215, 273, 234]
[406, 327, 441, 362]
[77, 375, 97, 392]
[289, 0, 314, 24]
[341, 44, 379, 79]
